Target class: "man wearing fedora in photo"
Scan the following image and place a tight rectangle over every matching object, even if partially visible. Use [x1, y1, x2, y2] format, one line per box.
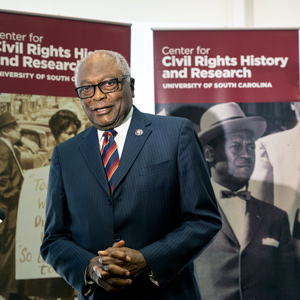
[0, 111, 26, 300]
[195, 102, 298, 300]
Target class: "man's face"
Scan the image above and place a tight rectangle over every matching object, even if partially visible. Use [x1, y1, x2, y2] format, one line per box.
[77, 53, 133, 131]
[211, 130, 256, 188]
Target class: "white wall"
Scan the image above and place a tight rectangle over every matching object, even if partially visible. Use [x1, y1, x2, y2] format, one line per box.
[1, 0, 300, 113]
[254, 0, 300, 27]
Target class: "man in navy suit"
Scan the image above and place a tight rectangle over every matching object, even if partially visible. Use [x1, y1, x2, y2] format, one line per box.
[40, 50, 221, 300]
[196, 102, 298, 300]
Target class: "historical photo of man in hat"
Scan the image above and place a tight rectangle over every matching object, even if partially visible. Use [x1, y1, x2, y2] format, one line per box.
[194, 102, 298, 300]
[0, 112, 25, 300]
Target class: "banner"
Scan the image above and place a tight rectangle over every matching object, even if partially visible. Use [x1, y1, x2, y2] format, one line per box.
[153, 28, 300, 299]
[0, 10, 131, 296]
[153, 29, 299, 104]
[0, 10, 131, 97]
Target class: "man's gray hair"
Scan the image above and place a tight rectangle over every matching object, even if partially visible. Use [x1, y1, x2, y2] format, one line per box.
[74, 50, 131, 87]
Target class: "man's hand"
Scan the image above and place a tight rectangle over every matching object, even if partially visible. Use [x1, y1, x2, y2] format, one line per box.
[86, 240, 132, 292]
[98, 243, 150, 280]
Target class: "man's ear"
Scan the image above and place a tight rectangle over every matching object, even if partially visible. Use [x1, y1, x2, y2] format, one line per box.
[1, 127, 9, 137]
[204, 145, 215, 163]
[130, 78, 135, 98]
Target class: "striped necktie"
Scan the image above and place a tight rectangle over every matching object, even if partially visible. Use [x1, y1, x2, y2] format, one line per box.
[101, 129, 119, 193]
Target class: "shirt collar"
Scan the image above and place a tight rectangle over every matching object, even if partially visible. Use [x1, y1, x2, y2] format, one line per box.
[211, 180, 248, 201]
[114, 106, 133, 139]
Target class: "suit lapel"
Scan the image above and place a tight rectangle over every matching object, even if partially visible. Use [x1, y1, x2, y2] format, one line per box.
[79, 126, 110, 193]
[78, 108, 152, 195]
[113, 107, 152, 192]
[243, 198, 263, 249]
[218, 200, 264, 250]
[219, 207, 239, 246]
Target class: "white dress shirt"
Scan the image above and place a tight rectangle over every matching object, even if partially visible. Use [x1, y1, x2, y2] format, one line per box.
[211, 180, 248, 248]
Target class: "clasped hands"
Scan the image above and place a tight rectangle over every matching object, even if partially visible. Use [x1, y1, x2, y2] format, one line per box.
[87, 240, 149, 292]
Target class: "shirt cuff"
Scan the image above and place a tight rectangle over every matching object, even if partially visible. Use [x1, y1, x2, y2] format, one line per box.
[148, 270, 159, 286]
[83, 268, 95, 297]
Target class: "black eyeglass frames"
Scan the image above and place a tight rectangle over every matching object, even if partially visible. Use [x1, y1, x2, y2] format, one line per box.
[75, 75, 130, 99]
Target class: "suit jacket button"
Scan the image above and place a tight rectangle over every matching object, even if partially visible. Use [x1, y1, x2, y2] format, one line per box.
[114, 234, 121, 242]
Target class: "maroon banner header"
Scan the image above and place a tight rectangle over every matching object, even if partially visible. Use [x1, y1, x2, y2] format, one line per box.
[0, 11, 131, 97]
[153, 29, 300, 103]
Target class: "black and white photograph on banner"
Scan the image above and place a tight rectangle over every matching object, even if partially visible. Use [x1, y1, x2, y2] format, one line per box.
[0, 93, 89, 170]
[153, 27, 300, 299]
[156, 100, 300, 299]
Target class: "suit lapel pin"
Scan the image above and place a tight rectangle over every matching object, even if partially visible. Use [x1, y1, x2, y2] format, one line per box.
[135, 129, 143, 136]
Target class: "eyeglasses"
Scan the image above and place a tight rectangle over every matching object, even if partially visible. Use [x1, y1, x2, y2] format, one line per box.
[75, 75, 130, 99]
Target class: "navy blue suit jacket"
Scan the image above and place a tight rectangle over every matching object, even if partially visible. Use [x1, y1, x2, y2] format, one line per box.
[40, 107, 221, 300]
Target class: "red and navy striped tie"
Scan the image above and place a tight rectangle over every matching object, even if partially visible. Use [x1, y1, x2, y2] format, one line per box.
[101, 129, 119, 193]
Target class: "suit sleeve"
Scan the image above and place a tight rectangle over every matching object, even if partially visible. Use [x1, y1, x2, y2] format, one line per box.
[139, 119, 222, 284]
[40, 147, 95, 296]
